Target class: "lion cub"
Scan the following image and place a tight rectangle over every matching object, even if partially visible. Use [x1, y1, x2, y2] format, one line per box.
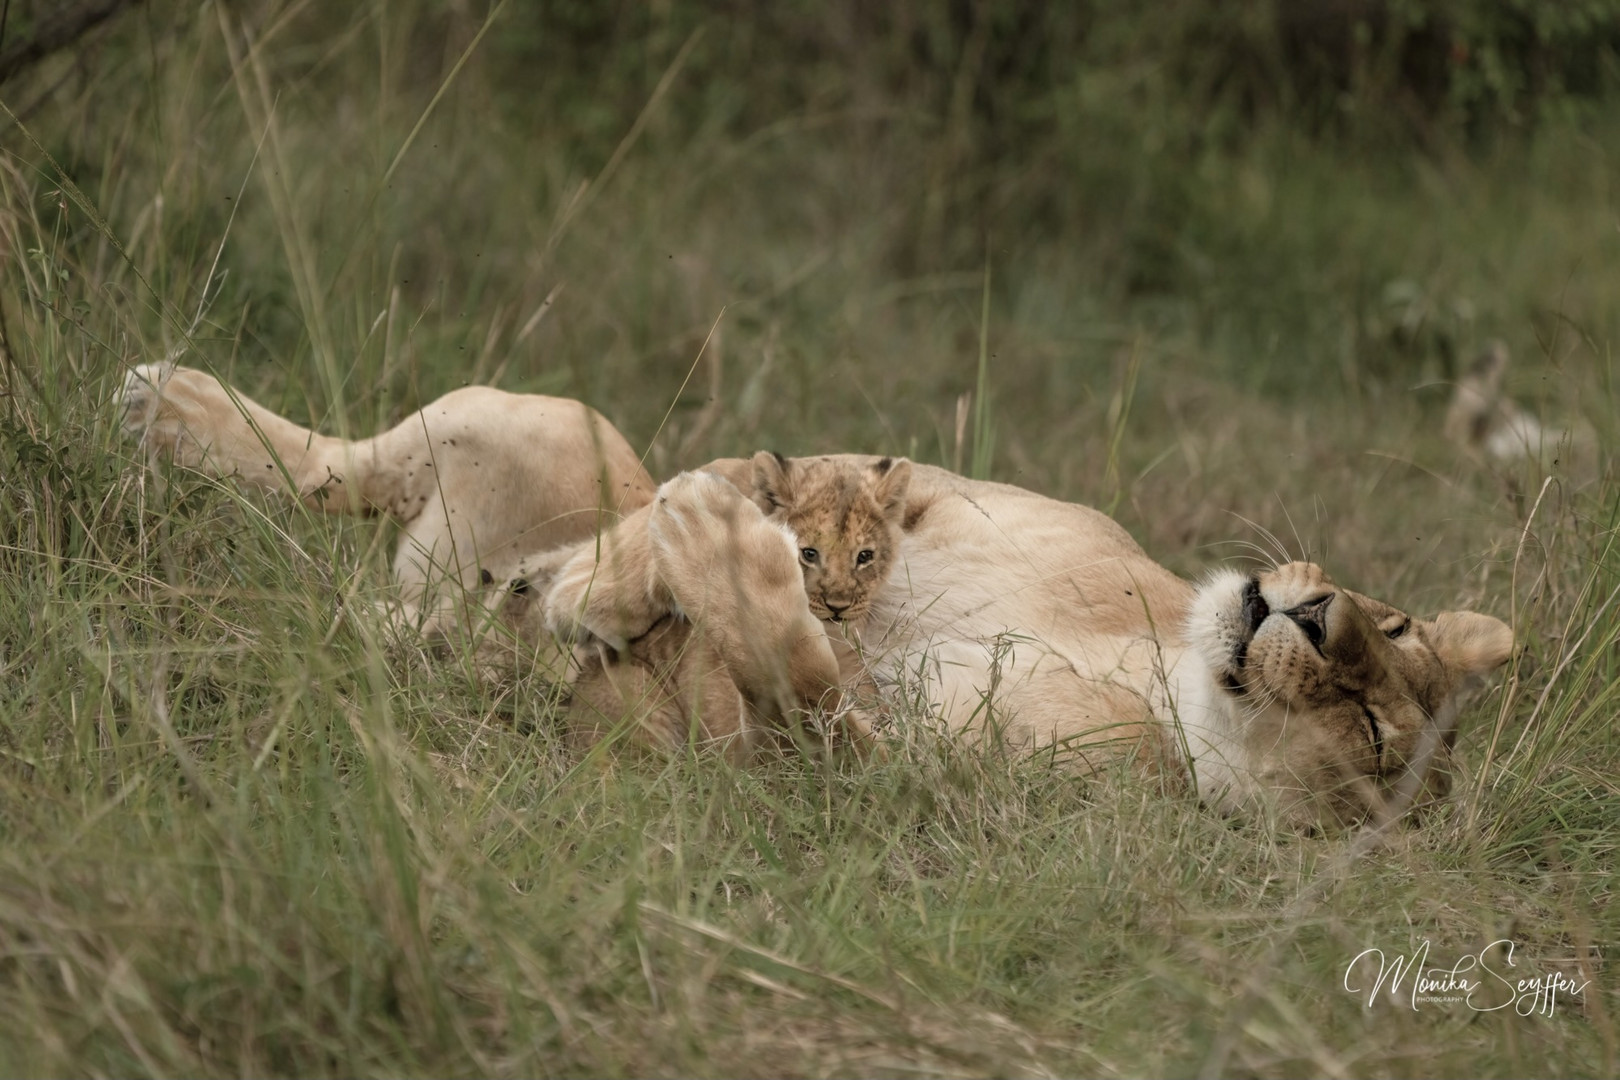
[747, 452, 912, 625]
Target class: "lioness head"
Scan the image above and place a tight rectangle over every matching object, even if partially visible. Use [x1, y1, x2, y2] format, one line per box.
[1187, 562, 1513, 828]
[750, 452, 911, 624]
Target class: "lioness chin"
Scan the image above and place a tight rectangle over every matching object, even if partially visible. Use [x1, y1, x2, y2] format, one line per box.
[121, 366, 1511, 829]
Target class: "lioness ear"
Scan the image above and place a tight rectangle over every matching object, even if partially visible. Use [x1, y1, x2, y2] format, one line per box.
[1429, 611, 1513, 686]
[751, 450, 793, 514]
[869, 457, 912, 520]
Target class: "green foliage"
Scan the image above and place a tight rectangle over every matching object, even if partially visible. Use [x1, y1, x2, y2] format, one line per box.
[0, 1, 1617, 1075]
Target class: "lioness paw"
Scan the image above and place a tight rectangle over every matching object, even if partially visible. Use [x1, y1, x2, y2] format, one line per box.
[117, 362, 234, 470]
[542, 508, 672, 655]
[542, 551, 631, 653]
[649, 470, 798, 581]
[119, 363, 175, 441]
[649, 471, 754, 538]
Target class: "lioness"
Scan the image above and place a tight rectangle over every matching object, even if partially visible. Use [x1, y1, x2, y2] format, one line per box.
[121, 365, 1512, 826]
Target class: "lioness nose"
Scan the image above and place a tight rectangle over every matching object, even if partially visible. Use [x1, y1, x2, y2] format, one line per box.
[1283, 594, 1332, 651]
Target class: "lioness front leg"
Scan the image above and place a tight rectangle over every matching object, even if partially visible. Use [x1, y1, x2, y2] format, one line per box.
[542, 502, 675, 655]
[646, 471, 874, 748]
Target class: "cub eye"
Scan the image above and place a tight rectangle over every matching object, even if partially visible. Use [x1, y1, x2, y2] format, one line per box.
[856, 549, 875, 566]
[800, 547, 819, 565]
[1380, 615, 1410, 639]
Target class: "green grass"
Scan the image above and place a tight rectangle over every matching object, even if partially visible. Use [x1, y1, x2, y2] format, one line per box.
[0, 2, 1617, 1075]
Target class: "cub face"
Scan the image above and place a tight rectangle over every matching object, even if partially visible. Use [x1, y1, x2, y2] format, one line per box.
[1189, 561, 1513, 827]
[749, 452, 911, 624]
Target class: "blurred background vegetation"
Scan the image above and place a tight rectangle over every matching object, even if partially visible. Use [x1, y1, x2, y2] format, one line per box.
[6, 0, 1614, 572]
[10, 0, 1620, 418]
[1, 2, 1617, 1076]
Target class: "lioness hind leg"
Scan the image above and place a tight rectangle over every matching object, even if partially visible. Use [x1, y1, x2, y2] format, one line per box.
[646, 471, 868, 750]
[120, 364, 369, 509]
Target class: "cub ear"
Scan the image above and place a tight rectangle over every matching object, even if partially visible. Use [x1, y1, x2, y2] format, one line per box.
[868, 456, 912, 520]
[1429, 611, 1513, 687]
[751, 450, 794, 514]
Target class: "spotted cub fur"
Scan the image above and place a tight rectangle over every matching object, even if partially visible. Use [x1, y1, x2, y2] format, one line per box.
[747, 452, 911, 624]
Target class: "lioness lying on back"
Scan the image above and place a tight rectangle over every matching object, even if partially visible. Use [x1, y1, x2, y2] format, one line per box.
[121, 365, 1513, 827]
[572, 457, 1513, 827]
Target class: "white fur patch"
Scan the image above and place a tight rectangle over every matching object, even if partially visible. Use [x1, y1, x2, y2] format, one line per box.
[118, 363, 170, 429]
[1185, 567, 1252, 672]
[1173, 568, 1270, 809]
[1485, 411, 1551, 462]
[1161, 657, 1256, 810]
[125, 362, 166, 387]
